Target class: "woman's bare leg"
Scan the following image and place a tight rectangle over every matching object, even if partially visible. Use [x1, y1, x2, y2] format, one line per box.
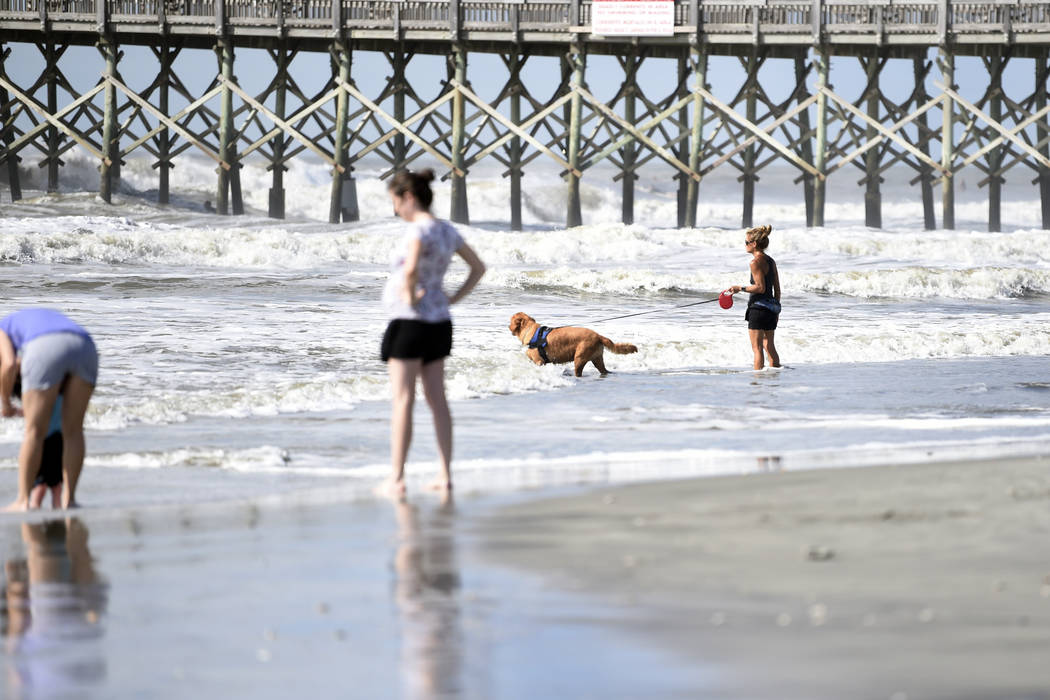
[379, 358, 421, 498]
[749, 329, 765, 370]
[420, 359, 452, 492]
[762, 330, 781, 368]
[28, 484, 46, 510]
[4, 384, 61, 511]
[60, 376, 94, 509]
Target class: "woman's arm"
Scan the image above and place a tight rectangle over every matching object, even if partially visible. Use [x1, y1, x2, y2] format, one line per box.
[449, 242, 486, 305]
[772, 260, 781, 301]
[0, 331, 19, 418]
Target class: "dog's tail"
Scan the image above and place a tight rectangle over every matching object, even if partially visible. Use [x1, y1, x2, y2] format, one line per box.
[601, 337, 638, 355]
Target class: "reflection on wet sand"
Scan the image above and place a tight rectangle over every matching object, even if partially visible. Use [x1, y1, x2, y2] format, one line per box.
[393, 496, 463, 700]
[757, 455, 783, 472]
[1, 518, 108, 698]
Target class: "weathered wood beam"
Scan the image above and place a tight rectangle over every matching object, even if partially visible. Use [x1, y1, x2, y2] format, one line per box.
[0, 45, 21, 201]
[939, 49, 956, 229]
[215, 40, 235, 215]
[158, 43, 173, 205]
[676, 52, 689, 228]
[813, 48, 829, 227]
[741, 50, 759, 228]
[1039, 51, 1050, 229]
[270, 43, 287, 219]
[988, 54, 1004, 232]
[622, 51, 639, 225]
[329, 40, 355, 223]
[566, 44, 584, 228]
[450, 43, 469, 223]
[862, 54, 882, 228]
[46, 40, 61, 192]
[510, 55, 523, 231]
[794, 52, 815, 226]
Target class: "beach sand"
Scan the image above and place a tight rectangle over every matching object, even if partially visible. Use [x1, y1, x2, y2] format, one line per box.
[483, 455, 1050, 699]
[1, 456, 1048, 698]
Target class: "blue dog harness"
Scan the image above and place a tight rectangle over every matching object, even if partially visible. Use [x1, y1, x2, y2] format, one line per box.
[528, 325, 557, 364]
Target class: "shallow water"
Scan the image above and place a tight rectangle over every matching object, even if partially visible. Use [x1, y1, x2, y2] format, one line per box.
[0, 153, 1048, 508]
[0, 500, 715, 699]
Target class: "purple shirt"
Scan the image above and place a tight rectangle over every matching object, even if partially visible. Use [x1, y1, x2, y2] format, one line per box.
[0, 309, 91, 352]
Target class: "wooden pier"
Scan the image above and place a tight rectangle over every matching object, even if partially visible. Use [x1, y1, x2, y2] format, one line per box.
[2, 0, 1050, 230]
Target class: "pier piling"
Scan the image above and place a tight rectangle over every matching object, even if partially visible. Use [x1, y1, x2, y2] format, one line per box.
[940, 48, 956, 230]
[1038, 51, 1050, 230]
[98, 38, 118, 203]
[0, 44, 22, 202]
[450, 44, 469, 224]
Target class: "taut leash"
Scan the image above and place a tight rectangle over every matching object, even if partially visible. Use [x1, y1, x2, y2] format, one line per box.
[587, 296, 721, 325]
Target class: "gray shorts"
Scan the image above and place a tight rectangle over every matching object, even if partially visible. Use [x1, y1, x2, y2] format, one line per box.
[20, 332, 99, 392]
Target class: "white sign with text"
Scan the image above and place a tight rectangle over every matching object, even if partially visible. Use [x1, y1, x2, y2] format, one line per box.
[591, 0, 675, 36]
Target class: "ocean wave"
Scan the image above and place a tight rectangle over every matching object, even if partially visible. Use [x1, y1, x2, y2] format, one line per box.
[0, 375, 391, 437]
[797, 267, 1050, 299]
[86, 316, 1050, 429]
[88, 445, 293, 471]
[774, 226, 1050, 267]
[486, 264, 1050, 300]
[0, 216, 401, 268]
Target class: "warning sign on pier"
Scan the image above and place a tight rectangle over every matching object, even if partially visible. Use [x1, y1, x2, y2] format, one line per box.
[591, 0, 675, 36]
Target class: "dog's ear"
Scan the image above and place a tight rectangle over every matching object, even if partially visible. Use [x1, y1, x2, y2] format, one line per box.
[509, 312, 525, 334]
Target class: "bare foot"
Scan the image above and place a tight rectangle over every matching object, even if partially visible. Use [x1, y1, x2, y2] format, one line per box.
[373, 479, 406, 500]
[425, 479, 452, 493]
[2, 500, 28, 513]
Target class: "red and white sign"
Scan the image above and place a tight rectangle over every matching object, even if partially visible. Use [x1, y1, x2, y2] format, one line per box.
[591, 0, 675, 36]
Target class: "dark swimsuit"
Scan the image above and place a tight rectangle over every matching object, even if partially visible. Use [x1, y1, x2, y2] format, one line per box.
[745, 255, 780, 331]
[35, 432, 64, 488]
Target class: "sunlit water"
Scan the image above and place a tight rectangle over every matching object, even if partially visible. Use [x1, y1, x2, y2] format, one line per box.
[1, 153, 1048, 508]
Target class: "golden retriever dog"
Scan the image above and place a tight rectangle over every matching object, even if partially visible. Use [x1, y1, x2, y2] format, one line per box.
[508, 312, 638, 377]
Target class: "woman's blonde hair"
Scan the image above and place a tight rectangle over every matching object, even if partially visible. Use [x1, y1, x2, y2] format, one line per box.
[746, 224, 773, 251]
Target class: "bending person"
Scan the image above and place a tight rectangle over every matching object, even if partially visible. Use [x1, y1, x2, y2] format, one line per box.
[12, 375, 64, 509]
[377, 169, 486, 498]
[728, 225, 781, 370]
[1, 309, 98, 510]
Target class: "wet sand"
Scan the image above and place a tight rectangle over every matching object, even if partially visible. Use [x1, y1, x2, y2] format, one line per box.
[1, 456, 1048, 698]
[482, 455, 1050, 699]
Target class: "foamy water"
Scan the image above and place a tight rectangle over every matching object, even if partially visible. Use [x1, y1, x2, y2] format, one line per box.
[1, 152, 1048, 507]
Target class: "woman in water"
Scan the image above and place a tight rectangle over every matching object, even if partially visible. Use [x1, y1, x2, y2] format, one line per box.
[728, 225, 781, 370]
[377, 169, 486, 498]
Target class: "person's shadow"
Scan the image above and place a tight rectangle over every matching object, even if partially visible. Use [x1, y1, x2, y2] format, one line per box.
[392, 496, 464, 699]
[2, 518, 108, 696]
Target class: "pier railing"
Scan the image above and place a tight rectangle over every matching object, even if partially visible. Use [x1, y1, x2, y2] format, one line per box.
[2, 0, 1050, 45]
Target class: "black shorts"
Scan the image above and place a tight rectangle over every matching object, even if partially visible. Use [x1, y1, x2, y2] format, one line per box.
[745, 306, 779, 331]
[381, 319, 453, 364]
[34, 432, 64, 488]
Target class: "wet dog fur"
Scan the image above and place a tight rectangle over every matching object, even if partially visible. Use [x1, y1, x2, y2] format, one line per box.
[508, 312, 638, 377]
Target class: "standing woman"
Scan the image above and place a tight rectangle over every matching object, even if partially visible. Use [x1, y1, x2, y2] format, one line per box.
[378, 169, 486, 498]
[0, 308, 98, 510]
[728, 225, 781, 370]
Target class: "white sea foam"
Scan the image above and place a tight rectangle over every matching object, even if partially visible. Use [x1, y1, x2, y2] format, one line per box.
[2, 150, 1049, 503]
